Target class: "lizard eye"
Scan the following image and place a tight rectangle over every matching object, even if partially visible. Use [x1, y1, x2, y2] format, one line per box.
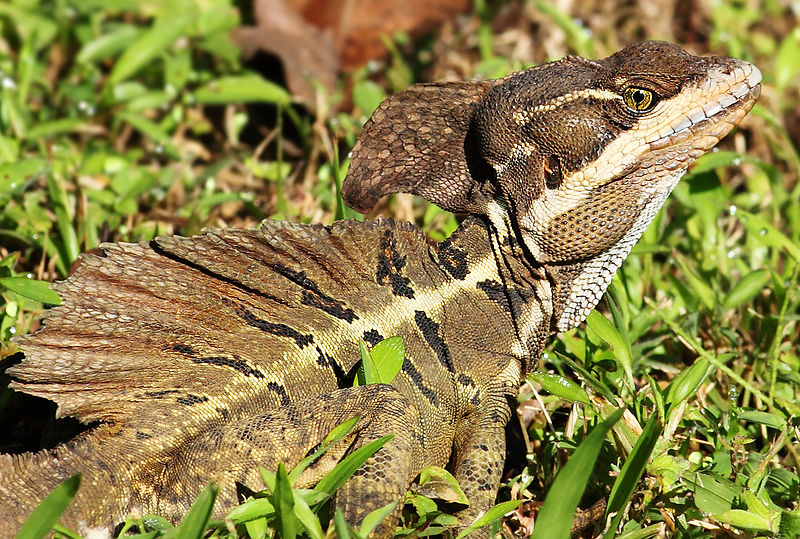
[622, 87, 657, 112]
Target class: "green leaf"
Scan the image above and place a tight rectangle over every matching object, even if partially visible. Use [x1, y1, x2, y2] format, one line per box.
[532, 0, 593, 56]
[666, 358, 711, 409]
[108, 16, 194, 85]
[26, 119, 88, 140]
[244, 517, 269, 539]
[775, 27, 800, 91]
[333, 508, 354, 539]
[356, 340, 378, 386]
[45, 173, 79, 274]
[779, 508, 800, 538]
[76, 24, 140, 64]
[586, 310, 633, 389]
[358, 502, 398, 536]
[368, 336, 405, 384]
[646, 374, 665, 421]
[226, 497, 275, 523]
[455, 499, 521, 539]
[531, 408, 624, 539]
[274, 463, 298, 539]
[16, 474, 80, 539]
[407, 492, 439, 517]
[166, 482, 218, 539]
[528, 371, 590, 405]
[356, 337, 405, 386]
[672, 254, 716, 311]
[553, 351, 617, 402]
[0, 277, 61, 305]
[288, 416, 360, 485]
[735, 209, 800, 262]
[314, 435, 393, 497]
[323, 416, 360, 445]
[689, 472, 742, 514]
[259, 465, 276, 493]
[352, 80, 386, 118]
[139, 514, 172, 532]
[723, 269, 770, 310]
[292, 488, 323, 539]
[416, 465, 469, 505]
[0, 159, 46, 186]
[603, 412, 662, 538]
[737, 410, 787, 430]
[115, 111, 179, 158]
[687, 150, 754, 176]
[711, 509, 773, 531]
[193, 75, 291, 105]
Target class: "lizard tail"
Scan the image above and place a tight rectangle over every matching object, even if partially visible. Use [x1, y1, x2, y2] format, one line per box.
[0, 450, 63, 533]
[0, 434, 126, 535]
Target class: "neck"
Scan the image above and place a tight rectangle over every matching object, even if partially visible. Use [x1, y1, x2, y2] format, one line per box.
[446, 213, 552, 371]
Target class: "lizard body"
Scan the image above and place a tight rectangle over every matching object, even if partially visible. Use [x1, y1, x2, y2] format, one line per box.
[0, 41, 760, 536]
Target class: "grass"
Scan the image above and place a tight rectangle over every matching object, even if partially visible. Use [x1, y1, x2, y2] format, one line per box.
[1, 0, 799, 537]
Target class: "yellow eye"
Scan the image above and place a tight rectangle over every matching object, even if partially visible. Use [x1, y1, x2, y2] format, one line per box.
[622, 87, 656, 112]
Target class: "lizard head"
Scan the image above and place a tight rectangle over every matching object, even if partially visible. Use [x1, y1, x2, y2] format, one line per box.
[343, 41, 760, 330]
[475, 41, 762, 330]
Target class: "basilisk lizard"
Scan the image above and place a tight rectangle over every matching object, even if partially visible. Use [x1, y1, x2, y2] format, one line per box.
[0, 41, 760, 536]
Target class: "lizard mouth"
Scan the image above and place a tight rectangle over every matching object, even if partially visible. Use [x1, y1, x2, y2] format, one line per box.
[599, 63, 761, 188]
[647, 60, 761, 153]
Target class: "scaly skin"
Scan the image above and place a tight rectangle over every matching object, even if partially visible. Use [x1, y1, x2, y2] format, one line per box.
[1, 42, 760, 537]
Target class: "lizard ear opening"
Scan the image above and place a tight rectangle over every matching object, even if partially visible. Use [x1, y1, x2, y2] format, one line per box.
[342, 80, 496, 215]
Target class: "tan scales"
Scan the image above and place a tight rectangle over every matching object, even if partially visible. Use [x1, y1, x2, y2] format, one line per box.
[0, 41, 760, 536]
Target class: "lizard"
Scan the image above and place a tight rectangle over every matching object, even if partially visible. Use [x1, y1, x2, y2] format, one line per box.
[0, 41, 760, 537]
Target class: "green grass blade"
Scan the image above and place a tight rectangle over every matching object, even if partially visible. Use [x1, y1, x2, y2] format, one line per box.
[528, 371, 590, 405]
[244, 517, 269, 539]
[292, 488, 323, 539]
[26, 119, 87, 140]
[193, 75, 291, 105]
[333, 508, 355, 539]
[108, 16, 194, 85]
[0, 277, 61, 305]
[226, 497, 275, 523]
[45, 172, 79, 273]
[356, 340, 379, 386]
[587, 310, 634, 391]
[723, 269, 771, 310]
[16, 474, 80, 539]
[358, 502, 398, 536]
[114, 111, 179, 158]
[533, 0, 593, 56]
[166, 481, 218, 539]
[288, 416, 360, 485]
[665, 358, 712, 410]
[455, 499, 521, 539]
[604, 412, 663, 538]
[274, 463, 298, 539]
[76, 25, 140, 64]
[531, 408, 625, 539]
[332, 144, 362, 222]
[554, 351, 617, 402]
[734, 209, 800, 262]
[314, 435, 393, 497]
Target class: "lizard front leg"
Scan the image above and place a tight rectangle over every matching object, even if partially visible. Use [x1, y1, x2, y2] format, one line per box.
[450, 390, 514, 536]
